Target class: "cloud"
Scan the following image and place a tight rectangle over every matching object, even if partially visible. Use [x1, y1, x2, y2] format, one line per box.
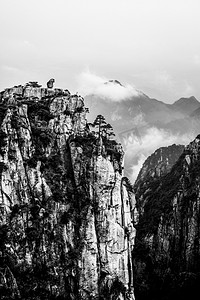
[77, 70, 141, 101]
[154, 71, 195, 99]
[133, 70, 196, 102]
[194, 54, 200, 66]
[0, 65, 43, 91]
[1, 65, 21, 73]
[154, 70, 175, 91]
[182, 82, 194, 96]
[130, 154, 147, 184]
[122, 126, 194, 183]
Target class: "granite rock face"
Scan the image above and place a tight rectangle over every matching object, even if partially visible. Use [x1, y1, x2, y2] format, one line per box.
[133, 141, 200, 300]
[0, 82, 135, 299]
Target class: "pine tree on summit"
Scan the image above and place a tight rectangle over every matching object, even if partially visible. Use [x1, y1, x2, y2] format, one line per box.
[102, 123, 115, 139]
[90, 115, 116, 141]
[93, 114, 107, 138]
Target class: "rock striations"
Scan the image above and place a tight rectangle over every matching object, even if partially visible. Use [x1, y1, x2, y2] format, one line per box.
[0, 82, 136, 299]
[133, 141, 200, 300]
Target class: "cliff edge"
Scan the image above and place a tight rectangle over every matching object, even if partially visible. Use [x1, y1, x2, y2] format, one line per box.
[0, 82, 135, 299]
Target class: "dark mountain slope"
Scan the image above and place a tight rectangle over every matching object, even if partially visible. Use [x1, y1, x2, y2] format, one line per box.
[134, 144, 185, 215]
[135, 144, 185, 184]
[133, 136, 200, 300]
[190, 105, 200, 119]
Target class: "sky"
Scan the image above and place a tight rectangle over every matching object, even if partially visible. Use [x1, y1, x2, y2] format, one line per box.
[1, 0, 200, 103]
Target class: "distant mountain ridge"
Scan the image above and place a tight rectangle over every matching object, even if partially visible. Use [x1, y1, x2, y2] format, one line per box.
[170, 96, 200, 115]
[190, 105, 200, 118]
[85, 84, 200, 135]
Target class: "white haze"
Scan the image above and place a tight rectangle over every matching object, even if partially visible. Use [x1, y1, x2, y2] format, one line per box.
[77, 71, 141, 101]
[78, 71, 196, 184]
[124, 127, 194, 183]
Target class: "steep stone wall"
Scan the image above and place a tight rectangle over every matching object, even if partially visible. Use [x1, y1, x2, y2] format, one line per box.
[0, 83, 135, 299]
[133, 140, 200, 300]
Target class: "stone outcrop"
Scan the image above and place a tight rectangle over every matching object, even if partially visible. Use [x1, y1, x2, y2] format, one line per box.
[0, 82, 135, 299]
[133, 141, 200, 300]
[47, 79, 55, 89]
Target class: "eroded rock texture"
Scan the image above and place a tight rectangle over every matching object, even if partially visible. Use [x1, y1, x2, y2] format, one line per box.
[133, 141, 200, 300]
[0, 82, 135, 299]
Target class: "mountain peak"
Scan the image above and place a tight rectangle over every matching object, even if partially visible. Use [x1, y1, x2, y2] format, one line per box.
[104, 79, 124, 87]
[189, 95, 198, 101]
[171, 95, 200, 115]
[173, 95, 199, 105]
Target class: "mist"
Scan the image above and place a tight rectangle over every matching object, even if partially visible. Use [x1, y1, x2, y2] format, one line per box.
[77, 71, 141, 101]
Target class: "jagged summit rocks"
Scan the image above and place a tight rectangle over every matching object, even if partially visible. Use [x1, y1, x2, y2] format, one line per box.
[104, 79, 124, 87]
[0, 81, 136, 299]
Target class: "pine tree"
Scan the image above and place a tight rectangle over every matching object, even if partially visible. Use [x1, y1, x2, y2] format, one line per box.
[93, 115, 107, 138]
[102, 123, 115, 139]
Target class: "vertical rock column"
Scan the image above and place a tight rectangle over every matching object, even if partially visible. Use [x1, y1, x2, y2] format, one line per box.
[79, 154, 136, 299]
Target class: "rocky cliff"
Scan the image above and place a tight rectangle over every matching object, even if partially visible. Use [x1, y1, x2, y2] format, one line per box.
[134, 144, 185, 216]
[0, 82, 135, 299]
[133, 140, 200, 300]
